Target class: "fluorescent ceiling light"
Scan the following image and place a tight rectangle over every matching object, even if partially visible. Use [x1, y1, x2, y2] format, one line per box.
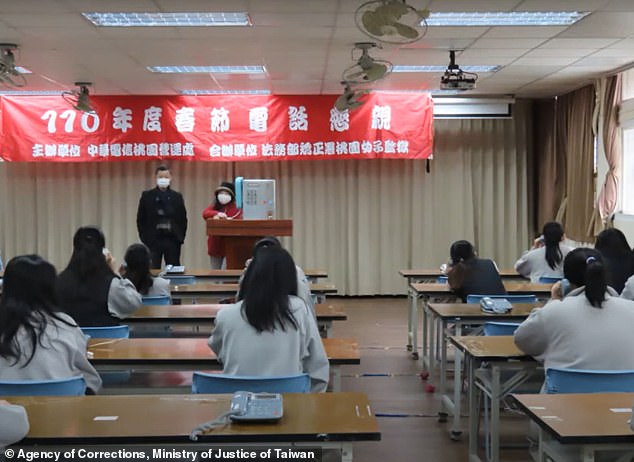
[15, 66, 31, 74]
[426, 11, 589, 26]
[82, 12, 251, 27]
[0, 90, 63, 95]
[393, 65, 500, 73]
[180, 89, 271, 95]
[148, 65, 266, 74]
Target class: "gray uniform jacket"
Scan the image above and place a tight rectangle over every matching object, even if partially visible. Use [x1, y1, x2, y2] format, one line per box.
[514, 244, 574, 282]
[0, 404, 29, 448]
[209, 297, 329, 392]
[0, 313, 102, 393]
[515, 287, 634, 372]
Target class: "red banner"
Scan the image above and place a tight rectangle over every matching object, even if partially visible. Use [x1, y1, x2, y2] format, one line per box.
[0, 93, 433, 162]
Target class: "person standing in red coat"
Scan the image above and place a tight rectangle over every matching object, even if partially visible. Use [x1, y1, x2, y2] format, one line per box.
[202, 182, 243, 269]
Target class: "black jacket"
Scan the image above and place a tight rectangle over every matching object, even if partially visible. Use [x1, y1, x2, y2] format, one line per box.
[451, 258, 507, 302]
[57, 269, 118, 327]
[136, 187, 188, 245]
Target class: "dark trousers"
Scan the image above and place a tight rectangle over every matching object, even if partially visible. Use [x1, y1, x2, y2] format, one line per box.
[149, 235, 182, 269]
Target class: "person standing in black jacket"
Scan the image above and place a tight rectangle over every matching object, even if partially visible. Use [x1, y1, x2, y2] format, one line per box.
[136, 165, 188, 269]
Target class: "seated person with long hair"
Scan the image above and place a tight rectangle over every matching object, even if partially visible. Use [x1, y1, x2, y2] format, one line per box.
[0, 255, 102, 393]
[446, 240, 506, 302]
[57, 226, 141, 326]
[515, 248, 634, 375]
[595, 228, 634, 294]
[515, 221, 573, 282]
[237, 236, 315, 318]
[209, 246, 329, 392]
[0, 401, 29, 448]
[122, 243, 170, 297]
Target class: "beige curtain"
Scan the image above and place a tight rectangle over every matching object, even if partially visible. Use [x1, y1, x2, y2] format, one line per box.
[0, 101, 533, 295]
[555, 85, 597, 242]
[592, 75, 622, 232]
[533, 99, 565, 232]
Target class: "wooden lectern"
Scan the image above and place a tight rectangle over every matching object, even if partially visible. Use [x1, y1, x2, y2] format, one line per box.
[206, 219, 293, 269]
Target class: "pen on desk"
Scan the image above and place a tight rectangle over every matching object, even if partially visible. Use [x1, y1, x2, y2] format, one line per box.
[355, 405, 360, 417]
[366, 404, 372, 416]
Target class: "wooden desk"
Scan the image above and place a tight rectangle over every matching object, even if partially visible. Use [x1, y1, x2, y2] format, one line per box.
[411, 281, 552, 296]
[450, 336, 538, 462]
[510, 393, 634, 461]
[399, 268, 522, 282]
[152, 268, 328, 282]
[405, 281, 551, 361]
[426, 303, 541, 437]
[9, 392, 380, 460]
[88, 337, 358, 391]
[400, 268, 526, 356]
[128, 303, 347, 337]
[170, 282, 337, 301]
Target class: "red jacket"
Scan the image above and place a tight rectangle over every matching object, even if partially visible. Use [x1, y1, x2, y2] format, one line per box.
[202, 202, 243, 257]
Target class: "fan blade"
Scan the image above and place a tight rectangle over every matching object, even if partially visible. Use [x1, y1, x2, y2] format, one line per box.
[375, 3, 408, 20]
[361, 10, 387, 36]
[0, 72, 25, 87]
[393, 21, 420, 39]
[364, 63, 388, 81]
[344, 69, 366, 81]
[335, 94, 351, 112]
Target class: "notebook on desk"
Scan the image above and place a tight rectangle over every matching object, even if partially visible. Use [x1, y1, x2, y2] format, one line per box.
[165, 265, 186, 274]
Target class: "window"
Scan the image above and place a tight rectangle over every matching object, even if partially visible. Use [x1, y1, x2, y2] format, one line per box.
[620, 69, 634, 214]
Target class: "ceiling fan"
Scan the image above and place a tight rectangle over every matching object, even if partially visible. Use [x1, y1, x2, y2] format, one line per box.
[62, 82, 96, 113]
[355, 0, 430, 45]
[440, 50, 478, 91]
[0, 43, 26, 88]
[334, 82, 369, 112]
[341, 42, 393, 85]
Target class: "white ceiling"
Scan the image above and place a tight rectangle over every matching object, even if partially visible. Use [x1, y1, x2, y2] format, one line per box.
[1, 0, 634, 98]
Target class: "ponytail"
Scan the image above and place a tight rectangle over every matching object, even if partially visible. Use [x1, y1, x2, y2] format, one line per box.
[584, 257, 607, 308]
[545, 242, 563, 270]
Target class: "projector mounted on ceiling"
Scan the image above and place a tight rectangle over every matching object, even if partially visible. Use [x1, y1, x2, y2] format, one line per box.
[440, 50, 477, 91]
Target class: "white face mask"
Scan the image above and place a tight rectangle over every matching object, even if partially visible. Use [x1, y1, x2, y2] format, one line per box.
[157, 178, 170, 188]
[217, 193, 232, 205]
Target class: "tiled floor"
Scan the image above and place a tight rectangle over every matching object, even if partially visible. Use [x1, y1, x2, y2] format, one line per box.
[330, 297, 533, 462]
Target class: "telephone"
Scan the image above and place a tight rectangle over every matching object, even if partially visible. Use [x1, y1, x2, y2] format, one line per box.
[164, 264, 185, 274]
[229, 391, 283, 422]
[560, 278, 571, 297]
[480, 297, 512, 314]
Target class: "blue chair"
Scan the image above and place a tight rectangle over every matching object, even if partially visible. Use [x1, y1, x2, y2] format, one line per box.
[483, 322, 522, 336]
[142, 295, 172, 306]
[545, 368, 634, 394]
[436, 276, 448, 284]
[81, 325, 129, 338]
[466, 294, 537, 304]
[164, 275, 196, 285]
[191, 372, 311, 394]
[0, 376, 86, 396]
[538, 276, 563, 283]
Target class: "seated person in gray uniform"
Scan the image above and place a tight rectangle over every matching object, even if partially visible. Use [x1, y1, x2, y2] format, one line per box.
[210, 246, 329, 392]
[122, 243, 170, 298]
[0, 401, 29, 448]
[515, 221, 573, 282]
[0, 255, 102, 394]
[237, 236, 315, 318]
